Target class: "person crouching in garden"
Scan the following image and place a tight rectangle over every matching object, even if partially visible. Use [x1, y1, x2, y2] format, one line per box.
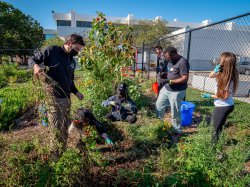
[68, 108, 114, 149]
[102, 82, 137, 124]
[202, 52, 239, 142]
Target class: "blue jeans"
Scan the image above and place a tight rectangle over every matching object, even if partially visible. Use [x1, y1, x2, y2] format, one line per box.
[156, 86, 186, 132]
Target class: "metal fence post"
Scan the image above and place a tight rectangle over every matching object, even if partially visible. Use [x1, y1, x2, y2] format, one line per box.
[141, 41, 145, 78]
[147, 47, 151, 79]
[187, 31, 192, 62]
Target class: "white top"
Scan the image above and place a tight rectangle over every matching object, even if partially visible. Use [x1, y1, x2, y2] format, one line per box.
[214, 81, 234, 107]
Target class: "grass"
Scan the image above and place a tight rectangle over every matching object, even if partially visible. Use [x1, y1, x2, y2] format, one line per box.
[0, 73, 249, 186]
[0, 81, 37, 130]
[186, 88, 250, 128]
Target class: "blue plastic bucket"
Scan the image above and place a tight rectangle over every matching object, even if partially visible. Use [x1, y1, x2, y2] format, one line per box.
[180, 101, 195, 126]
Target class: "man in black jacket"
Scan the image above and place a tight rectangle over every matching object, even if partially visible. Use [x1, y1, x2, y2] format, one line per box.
[102, 83, 137, 124]
[28, 34, 85, 156]
[155, 46, 168, 93]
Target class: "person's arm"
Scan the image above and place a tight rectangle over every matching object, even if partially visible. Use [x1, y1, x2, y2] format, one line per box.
[71, 72, 79, 95]
[102, 96, 116, 107]
[209, 71, 216, 78]
[156, 56, 166, 74]
[28, 47, 52, 75]
[156, 56, 160, 73]
[170, 74, 189, 84]
[202, 90, 230, 99]
[170, 60, 189, 84]
[127, 97, 137, 114]
[28, 48, 50, 68]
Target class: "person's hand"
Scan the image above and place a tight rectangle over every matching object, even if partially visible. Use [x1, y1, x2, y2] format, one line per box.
[109, 101, 116, 106]
[156, 67, 162, 73]
[105, 138, 114, 146]
[201, 93, 212, 98]
[76, 92, 84, 100]
[102, 133, 114, 146]
[214, 64, 221, 73]
[34, 64, 43, 76]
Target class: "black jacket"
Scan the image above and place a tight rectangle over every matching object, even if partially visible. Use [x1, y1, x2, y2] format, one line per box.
[102, 95, 137, 120]
[28, 45, 78, 98]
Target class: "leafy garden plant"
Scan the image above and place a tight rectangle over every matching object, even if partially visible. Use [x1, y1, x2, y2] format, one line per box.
[78, 12, 135, 116]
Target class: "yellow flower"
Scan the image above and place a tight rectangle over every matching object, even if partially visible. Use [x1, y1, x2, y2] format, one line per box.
[108, 21, 112, 26]
[86, 80, 93, 85]
[164, 121, 171, 128]
[79, 56, 86, 64]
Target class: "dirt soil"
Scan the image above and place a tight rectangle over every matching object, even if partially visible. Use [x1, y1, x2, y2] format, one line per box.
[0, 92, 229, 186]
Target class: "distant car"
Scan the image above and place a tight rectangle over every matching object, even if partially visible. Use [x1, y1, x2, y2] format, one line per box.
[236, 61, 250, 75]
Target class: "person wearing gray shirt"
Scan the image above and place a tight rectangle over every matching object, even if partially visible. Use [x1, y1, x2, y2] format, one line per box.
[156, 47, 190, 134]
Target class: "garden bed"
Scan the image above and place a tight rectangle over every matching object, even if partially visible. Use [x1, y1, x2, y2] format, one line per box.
[0, 77, 249, 186]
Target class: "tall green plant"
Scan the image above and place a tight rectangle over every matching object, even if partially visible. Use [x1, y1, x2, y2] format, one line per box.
[78, 12, 135, 116]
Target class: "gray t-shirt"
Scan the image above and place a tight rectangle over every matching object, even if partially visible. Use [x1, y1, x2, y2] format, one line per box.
[165, 57, 190, 91]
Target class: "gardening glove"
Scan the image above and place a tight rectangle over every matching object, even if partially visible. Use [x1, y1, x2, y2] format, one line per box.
[201, 93, 212, 99]
[102, 133, 114, 146]
[109, 101, 116, 106]
[105, 138, 114, 146]
[213, 64, 222, 73]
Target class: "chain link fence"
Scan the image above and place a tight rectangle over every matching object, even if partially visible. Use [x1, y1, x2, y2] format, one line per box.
[139, 12, 250, 103]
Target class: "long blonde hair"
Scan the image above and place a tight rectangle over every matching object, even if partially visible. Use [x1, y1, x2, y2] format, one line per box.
[216, 52, 239, 99]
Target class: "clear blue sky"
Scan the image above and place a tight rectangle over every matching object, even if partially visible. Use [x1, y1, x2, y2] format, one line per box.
[3, 0, 250, 29]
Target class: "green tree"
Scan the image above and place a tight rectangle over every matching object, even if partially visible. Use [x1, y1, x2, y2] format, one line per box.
[41, 35, 64, 49]
[0, 1, 44, 62]
[129, 19, 170, 47]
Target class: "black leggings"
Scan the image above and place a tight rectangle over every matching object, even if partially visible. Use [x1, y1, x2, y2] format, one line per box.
[212, 105, 234, 142]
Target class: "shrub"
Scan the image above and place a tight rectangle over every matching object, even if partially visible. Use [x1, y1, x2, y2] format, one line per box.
[0, 64, 32, 88]
[0, 82, 35, 130]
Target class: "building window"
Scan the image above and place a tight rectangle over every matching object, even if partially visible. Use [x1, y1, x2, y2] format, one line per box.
[57, 20, 71, 26]
[76, 21, 92, 28]
[168, 27, 182, 32]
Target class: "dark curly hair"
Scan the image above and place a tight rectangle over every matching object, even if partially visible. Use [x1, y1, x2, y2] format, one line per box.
[65, 34, 85, 46]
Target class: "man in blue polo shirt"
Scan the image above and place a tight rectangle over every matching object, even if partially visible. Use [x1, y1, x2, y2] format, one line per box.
[156, 46, 190, 133]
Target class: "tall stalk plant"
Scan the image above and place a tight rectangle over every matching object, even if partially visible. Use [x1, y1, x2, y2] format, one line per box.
[78, 12, 135, 116]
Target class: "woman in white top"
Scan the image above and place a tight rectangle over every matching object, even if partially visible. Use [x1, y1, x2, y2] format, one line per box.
[202, 52, 239, 142]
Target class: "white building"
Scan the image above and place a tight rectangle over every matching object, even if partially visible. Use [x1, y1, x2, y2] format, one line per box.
[43, 10, 212, 39]
[170, 22, 250, 70]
